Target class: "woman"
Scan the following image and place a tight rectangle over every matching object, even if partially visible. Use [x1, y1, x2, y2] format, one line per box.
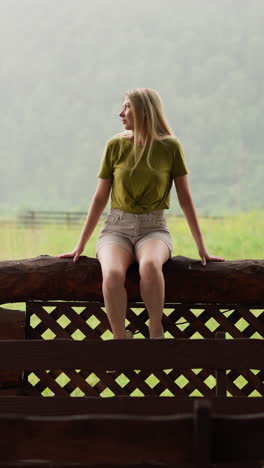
[58, 88, 224, 339]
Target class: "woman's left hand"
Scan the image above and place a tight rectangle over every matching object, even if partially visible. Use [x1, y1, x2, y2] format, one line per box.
[198, 247, 225, 266]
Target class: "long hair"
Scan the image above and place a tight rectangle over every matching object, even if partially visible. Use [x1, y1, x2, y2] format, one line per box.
[120, 88, 174, 174]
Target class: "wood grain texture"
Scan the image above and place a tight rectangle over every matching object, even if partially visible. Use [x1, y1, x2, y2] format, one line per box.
[0, 338, 263, 370]
[0, 255, 263, 303]
[0, 405, 263, 465]
[0, 414, 193, 464]
[0, 396, 264, 416]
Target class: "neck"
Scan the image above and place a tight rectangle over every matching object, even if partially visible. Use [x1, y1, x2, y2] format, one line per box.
[132, 133, 148, 146]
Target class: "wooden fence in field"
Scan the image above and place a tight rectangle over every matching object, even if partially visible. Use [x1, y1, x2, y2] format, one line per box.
[14, 210, 227, 226]
[18, 210, 88, 226]
[0, 255, 263, 466]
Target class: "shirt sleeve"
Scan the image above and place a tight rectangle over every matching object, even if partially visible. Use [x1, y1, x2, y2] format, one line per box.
[96, 139, 114, 179]
[171, 138, 190, 177]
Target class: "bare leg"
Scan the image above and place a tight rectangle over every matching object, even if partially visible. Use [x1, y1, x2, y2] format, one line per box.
[135, 240, 170, 338]
[97, 244, 135, 339]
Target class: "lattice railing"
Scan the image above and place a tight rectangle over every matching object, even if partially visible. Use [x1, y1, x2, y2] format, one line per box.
[24, 301, 264, 398]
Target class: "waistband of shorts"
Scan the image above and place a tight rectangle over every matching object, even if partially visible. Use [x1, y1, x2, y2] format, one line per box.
[109, 208, 165, 218]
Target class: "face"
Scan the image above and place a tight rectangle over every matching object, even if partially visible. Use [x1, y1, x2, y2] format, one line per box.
[119, 97, 134, 131]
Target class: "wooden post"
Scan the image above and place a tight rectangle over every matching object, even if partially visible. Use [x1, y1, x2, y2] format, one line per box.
[193, 399, 211, 467]
[215, 331, 227, 397]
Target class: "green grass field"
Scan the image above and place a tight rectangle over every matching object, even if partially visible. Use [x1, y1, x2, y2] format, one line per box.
[1, 210, 263, 397]
[1, 210, 263, 261]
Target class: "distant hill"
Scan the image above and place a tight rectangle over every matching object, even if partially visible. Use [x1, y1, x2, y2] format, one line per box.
[0, 0, 263, 214]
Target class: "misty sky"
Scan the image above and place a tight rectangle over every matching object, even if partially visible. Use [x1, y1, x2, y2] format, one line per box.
[0, 0, 263, 213]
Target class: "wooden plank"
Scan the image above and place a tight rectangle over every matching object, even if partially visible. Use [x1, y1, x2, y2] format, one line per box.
[3, 462, 253, 468]
[0, 339, 263, 371]
[0, 407, 263, 465]
[0, 464, 192, 468]
[0, 388, 24, 397]
[0, 256, 263, 303]
[215, 331, 227, 396]
[1, 396, 193, 415]
[0, 414, 193, 465]
[212, 414, 264, 463]
[1, 396, 264, 416]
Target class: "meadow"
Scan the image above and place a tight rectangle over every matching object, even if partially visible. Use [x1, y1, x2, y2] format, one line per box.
[0, 210, 263, 396]
[1, 210, 263, 262]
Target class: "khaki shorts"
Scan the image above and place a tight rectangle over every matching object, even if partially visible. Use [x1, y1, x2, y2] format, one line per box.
[96, 208, 173, 258]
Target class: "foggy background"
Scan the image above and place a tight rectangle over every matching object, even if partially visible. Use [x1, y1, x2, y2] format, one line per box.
[0, 0, 263, 215]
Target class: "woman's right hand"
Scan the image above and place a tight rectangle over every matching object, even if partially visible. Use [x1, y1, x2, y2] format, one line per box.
[56, 245, 84, 263]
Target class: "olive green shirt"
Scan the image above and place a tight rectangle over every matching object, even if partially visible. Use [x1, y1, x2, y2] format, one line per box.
[96, 136, 189, 213]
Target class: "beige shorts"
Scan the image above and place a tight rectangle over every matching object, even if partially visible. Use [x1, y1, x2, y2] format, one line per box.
[96, 208, 173, 258]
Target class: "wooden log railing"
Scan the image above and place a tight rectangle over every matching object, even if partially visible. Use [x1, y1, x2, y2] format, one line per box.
[0, 255, 263, 303]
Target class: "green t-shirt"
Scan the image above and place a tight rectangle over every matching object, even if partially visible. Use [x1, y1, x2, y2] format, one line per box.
[96, 135, 189, 213]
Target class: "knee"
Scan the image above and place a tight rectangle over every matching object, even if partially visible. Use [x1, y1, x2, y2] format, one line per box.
[102, 269, 126, 289]
[139, 259, 162, 279]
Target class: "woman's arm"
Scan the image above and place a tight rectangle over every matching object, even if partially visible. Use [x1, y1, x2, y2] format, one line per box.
[58, 178, 112, 262]
[174, 175, 224, 265]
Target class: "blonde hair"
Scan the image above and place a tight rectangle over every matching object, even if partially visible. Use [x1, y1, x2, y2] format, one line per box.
[120, 88, 174, 174]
